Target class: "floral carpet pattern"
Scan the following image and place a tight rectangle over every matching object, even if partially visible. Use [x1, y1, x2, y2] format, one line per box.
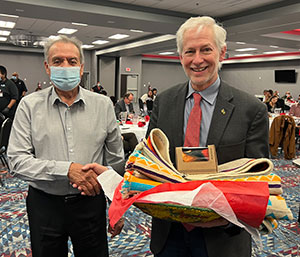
[0, 152, 299, 257]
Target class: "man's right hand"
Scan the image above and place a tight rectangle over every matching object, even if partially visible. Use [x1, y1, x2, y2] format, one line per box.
[67, 163, 101, 196]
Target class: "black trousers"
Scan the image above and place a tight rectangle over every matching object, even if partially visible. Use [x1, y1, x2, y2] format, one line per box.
[26, 186, 108, 257]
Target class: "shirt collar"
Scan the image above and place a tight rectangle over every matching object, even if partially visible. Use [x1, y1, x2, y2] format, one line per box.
[50, 86, 86, 106]
[186, 76, 220, 105]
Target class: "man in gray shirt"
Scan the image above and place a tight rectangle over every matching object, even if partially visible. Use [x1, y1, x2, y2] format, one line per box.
[8, 35, 124, 257]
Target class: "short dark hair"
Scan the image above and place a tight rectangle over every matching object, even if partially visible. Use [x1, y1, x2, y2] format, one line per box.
[0, 65, 7, 77]
[124, 92, 133, 99]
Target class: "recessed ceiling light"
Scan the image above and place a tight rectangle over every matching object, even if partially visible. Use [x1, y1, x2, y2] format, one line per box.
[57, 28, 78, 34]
[0, 37, 7, 41]
[236, 42, 246, 44]
[108, 34, 129, 40]
[72, 22, 88, 27]
[234, 54, 254, 57]
[0, 13, 19, 18]
[159, 51, 175, 55]
[235, 48, 257, 52]
[0, 30, 10, 36]
[0, 20, 15, 28]
[92, 39, 109, 45]
[82, 45, 94, 49]
[107, 21, 115, 24]
[130, 29, 144, 33]
[49, 35, 59, 39]
[263, 51, 286, 54]
[270, 45, 279, 48]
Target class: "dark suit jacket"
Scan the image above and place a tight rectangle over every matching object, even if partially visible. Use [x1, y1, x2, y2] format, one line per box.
[147, 81, 269, 257]
[114, 99, 134, 119]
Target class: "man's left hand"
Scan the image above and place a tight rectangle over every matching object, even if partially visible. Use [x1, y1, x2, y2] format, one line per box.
[108, 217, 124, 238]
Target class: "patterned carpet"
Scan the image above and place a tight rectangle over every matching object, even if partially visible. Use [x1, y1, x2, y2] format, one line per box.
[0, 152, 299, 257]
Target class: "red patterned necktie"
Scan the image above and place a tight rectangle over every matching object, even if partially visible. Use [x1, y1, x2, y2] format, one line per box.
[184, 93, 202, 147]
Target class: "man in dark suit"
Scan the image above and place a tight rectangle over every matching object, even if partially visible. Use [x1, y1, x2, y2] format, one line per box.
[114, 92, 135, 119]
[147, 16, 269, 257]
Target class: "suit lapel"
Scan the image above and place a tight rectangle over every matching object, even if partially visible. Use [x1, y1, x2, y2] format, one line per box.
[207, 83, 235, 148]
[172, 83, 188, 147]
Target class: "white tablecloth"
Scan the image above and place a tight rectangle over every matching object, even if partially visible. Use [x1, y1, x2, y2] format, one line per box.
[120, 123, 148, 142]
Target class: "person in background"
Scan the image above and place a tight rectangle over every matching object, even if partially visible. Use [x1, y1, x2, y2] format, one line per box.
[11, 72, 28, 102]
[289, 95, 300, 117]
[0, 65, 18, 119]
[7, 35, 124, 257]
[282, 91, 294, 107]
[35, 82, 42, 91]
[140, 89, 154, 103]
[152, 88, 158, 100]
[262, 89, 268, 102]
[91, 81, 103, 94]
[115, 92, 135, 119]
[266, 95, 280, 113]
[263, 89, 273, 103]
[146, 16, 269, 257]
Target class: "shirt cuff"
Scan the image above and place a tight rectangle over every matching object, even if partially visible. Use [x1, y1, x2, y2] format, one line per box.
[97, 167, 123, 201]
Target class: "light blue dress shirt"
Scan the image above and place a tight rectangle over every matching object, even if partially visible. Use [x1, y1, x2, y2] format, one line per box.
[184, 77, 220, 147]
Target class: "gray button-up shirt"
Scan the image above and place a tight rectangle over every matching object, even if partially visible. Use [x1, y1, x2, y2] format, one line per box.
[8, 86, 124, 195]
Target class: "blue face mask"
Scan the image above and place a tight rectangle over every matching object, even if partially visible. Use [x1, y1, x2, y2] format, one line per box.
[50, 66, 81, 91]
[11, 76, 17, 80]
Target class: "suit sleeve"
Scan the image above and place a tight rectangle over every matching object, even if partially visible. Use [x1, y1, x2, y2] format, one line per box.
[245, 103, 269, 158]
[114, 102, 122, 119]
[146, 95, 159, 137]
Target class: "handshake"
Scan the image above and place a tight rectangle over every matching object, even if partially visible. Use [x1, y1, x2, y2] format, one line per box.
[68, 162, 108, 197]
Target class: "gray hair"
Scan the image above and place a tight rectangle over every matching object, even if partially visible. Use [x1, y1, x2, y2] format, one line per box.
[43, 35, 84, 64]
[176, 16, 227, 55]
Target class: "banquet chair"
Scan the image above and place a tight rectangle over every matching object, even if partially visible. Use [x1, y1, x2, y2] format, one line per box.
[0, 117, 13, 187]
[269, 115, 296, 159]
[146, 100, 153, 115]
[0, 117, 13, 170]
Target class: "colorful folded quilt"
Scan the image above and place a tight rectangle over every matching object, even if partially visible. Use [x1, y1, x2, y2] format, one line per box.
[129, 128, 273, 182]
[265, 195, 294, 220]
[259, 217, 278, 234]
[121, 171, 161, 198]
[217, 173, 282, 195]
[126, 148, 186, 183]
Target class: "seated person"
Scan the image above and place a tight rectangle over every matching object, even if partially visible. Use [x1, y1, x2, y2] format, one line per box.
[115, 92, 135, 119]
[289, 95, 300, 117]
[140, 89, 154, 103]
[266, 95, 280, 113]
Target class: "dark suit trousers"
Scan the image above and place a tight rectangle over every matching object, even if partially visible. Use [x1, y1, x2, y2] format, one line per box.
[26, 186, 108, 257]
[155, 223, 209, 257]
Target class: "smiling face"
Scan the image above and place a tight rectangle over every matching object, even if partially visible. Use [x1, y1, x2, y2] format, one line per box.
[179, 26, 226, 91]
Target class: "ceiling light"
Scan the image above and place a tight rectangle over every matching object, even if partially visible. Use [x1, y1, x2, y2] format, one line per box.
[263, 51, 286, 54]
[92, 39, 109, 45]
[236, 42, 246, 44]
[270, 45, 279, 48]
[72, 22, 88, 26]
[82, 44, 94, 49]
[57, 28, 78, 34]
[159, 51, 175, 55]
[49, 35, 59, 39]
[234, 54, 253, 57]
[130, 29, 144, 33]
[235, 48, 257, 52]
[0, 20, 15, 28]
[0, 30, 10, 36]
[0, 13, 19, 18]
[0, 37, 7, 41]
[108, 34, 129, 40]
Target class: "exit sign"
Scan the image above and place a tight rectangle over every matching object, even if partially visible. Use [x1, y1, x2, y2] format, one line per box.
[125, 67, 131, 72]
